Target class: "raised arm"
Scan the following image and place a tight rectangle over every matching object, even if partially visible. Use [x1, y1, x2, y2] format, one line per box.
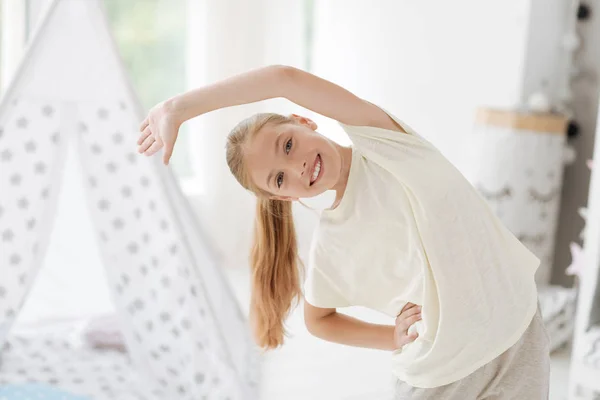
[169, 65, 402, 130]
[138, 65, 404, 164]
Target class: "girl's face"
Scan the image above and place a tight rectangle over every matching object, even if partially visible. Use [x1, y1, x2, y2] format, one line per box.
[245, 115, 343, 200]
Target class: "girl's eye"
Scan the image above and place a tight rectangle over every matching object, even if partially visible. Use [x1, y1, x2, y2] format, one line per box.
[277, 172, 284, 188]
[285, 139, 292, 154]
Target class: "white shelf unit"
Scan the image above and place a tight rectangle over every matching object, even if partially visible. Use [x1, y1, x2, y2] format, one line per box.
[468, 109, 579, 352]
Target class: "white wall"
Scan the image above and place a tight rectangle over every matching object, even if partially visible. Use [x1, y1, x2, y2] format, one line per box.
[311, 1, 532, 167]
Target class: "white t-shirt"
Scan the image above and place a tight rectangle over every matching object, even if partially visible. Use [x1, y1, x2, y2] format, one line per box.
[303, 107, 540, 388]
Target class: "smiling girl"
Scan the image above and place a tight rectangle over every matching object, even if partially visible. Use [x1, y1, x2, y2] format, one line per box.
[137, 65, 550, 399]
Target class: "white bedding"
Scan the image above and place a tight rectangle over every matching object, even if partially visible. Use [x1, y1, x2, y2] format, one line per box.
[0, 321, 154, 400]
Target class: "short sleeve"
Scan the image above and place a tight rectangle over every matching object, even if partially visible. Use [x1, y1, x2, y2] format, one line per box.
[337, 103, 436, 149]
[303, 267, 351, 309]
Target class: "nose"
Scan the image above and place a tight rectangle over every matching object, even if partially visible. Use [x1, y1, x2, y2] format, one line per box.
[285, 154, 308, 180]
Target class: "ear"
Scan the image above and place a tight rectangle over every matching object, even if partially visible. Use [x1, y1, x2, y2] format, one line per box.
[270, 195, 299, 202]
[290, 114, 318, 130]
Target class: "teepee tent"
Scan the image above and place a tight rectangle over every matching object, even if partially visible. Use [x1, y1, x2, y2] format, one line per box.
[0, 0, 258, 398]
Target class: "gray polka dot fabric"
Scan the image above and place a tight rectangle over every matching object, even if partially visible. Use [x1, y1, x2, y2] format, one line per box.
[1, 326, 149, 399]
[0, 0, 259, 399]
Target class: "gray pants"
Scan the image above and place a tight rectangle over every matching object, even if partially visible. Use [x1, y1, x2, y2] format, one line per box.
[394, 303, 551, 399]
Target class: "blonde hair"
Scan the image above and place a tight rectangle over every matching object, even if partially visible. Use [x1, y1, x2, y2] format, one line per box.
[226, 113, 303, 349]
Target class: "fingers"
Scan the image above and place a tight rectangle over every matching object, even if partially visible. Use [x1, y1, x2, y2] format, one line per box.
[138, 133, 156, 153]
[395, 309, 422, 329]
[399, 302, 413, 314]
[394, 327, 419, 350]
[163, 143, 174, 166]
[396, 304, 422, 323]
[404, 314, 422, 328]
[137, 126, 152, 146]
[396, 313, 422, 329]
[404, 306, 421, 319]
[136, 113, 176, 166]
[139, 117, 149, 132]
[399, 302, 418, 314]
[144, 138, 164, 157]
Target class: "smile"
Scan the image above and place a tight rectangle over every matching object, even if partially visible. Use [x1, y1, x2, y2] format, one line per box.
[310, 154, 322, 185]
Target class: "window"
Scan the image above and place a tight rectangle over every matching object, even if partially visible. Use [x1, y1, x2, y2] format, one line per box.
[0, 0, 27, 97]
[1, 0, 192, 177]
[103, 0, 192, 178]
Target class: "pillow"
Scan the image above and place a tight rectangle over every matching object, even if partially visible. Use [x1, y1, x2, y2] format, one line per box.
[82, 314, 126, 352]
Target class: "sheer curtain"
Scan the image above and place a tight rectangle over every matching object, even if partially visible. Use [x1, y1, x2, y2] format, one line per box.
[185, 0, 308, 269]
[0, 0, 29, 93]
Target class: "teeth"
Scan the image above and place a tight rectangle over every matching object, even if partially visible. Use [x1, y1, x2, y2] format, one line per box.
[311, 158, 321, 183]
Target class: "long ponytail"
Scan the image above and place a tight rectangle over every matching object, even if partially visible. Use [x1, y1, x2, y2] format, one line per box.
[225, 113, 303, 349]
[250, 198, 302, 349]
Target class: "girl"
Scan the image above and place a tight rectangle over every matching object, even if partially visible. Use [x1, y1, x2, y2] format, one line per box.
[137, 65, 551, 399]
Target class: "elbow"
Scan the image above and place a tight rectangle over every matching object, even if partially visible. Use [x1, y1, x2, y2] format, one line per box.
[303, 299, 336, 338]
[269, 64, 299, 93]
[303, 310, 318, 337]
[269, 64, 297, 76]
[304, 319, 319, 338]
[304, 313, 331, 339]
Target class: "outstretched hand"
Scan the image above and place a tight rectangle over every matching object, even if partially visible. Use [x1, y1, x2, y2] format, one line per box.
[137, 100, 181, 165]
